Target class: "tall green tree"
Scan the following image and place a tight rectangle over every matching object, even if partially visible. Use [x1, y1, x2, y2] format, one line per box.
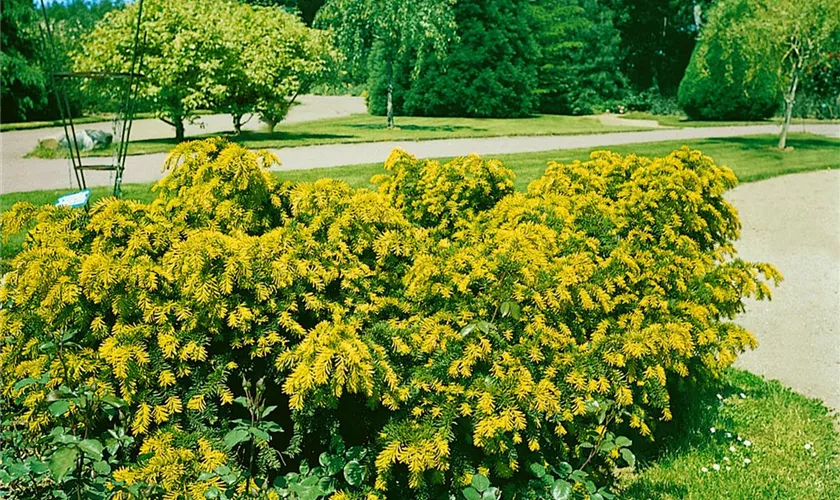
[726, 0, 840, 148]
[532, 0, 626, 115]
[316, 0, 456, 128]
[378, 0, 539, 118]
[1, 0, 46, 122]
[607, 0, 713, 95]
[678, 0, 781, 121]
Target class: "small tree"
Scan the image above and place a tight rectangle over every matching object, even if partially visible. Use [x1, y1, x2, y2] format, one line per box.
[316, 0, 455, 128]
[722, 0, 840, 148]
[239, 3, 337, 132]
[75, 0, 238, 140]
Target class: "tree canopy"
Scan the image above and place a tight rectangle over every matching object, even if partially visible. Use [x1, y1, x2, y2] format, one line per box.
[75, 0, 335, 139]
[1, 0, 46, 122]
[533, 0, 626, 115]
[316, 0, 456, 127]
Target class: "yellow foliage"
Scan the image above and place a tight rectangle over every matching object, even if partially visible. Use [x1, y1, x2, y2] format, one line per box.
[0, 141, 780, 496]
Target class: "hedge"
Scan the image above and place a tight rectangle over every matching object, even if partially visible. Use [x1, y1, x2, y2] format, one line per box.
[0, 139, 779, 499]
[367, 0, 539, 118]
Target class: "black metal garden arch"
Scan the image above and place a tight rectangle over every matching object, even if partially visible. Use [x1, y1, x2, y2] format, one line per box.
[37, 0, 146, 198]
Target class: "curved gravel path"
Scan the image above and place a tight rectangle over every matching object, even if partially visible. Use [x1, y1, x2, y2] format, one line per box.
[2, 122, 838, 194]
[730, 170, 840, 409]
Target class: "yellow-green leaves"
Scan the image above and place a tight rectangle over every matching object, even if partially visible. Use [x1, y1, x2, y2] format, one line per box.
[0, 141, 779, 497]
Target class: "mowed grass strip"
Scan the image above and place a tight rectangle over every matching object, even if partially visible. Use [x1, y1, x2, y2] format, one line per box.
[26, 113, 652, 159]
[619, 369, 840, 500]
[3, 133, 837, 261]
[622, 111, 840, 129]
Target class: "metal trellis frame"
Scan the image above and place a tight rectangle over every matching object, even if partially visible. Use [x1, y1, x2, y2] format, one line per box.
[37, 0, 146, 198]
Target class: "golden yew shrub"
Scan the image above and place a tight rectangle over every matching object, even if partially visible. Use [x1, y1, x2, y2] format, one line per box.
[0, 139, 779, 498]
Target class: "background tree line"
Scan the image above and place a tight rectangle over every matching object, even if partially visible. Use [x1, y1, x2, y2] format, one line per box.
[2, 0, 838, 130]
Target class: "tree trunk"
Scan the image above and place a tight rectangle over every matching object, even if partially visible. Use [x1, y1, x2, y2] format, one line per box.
[175, 119, 185, 142]
[233, 113, 243, 135]
[778, 69, 800, 150]
[386, 55, 395, 129]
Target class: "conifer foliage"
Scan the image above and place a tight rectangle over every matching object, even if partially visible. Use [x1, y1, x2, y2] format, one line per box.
[0, 139, 779, 498]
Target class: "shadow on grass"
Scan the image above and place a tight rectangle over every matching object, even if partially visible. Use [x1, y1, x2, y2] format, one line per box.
[700, 135, 838, 151]
[619, 372, 737, 499]
[345, 123, 484, 133]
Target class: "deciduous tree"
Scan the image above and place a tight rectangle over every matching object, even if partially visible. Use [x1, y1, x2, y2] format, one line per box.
[316, 0, 456, 128]
[1, 0, 46, 122]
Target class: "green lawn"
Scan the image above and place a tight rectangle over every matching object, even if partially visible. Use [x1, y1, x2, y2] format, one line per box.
[4, 133, 837, 259]
[619, 369, 840, 500]
[0, 112, 161, 132]
[271, 133, 840, 190]
[0, 114, 113, 132]
[27, 113, 652, 159]
[623, 111, 840, 129]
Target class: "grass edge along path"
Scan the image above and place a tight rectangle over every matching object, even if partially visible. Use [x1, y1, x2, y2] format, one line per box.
[5, 133, 838, 212]
[2, 134, 839, 498]
[26, 113, 653, 159]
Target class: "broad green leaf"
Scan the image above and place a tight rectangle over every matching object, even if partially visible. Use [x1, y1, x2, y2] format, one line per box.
[261, 405, 278, 418]
[93, 460, 111, 475]
[553, 462, 573, 477]
[13, 377, 38, 391]
[551, 479, 572, 500]
[621, 448, 636, 468]
[224, 429, 250, 449]
[49, 400, 71, 417]
[78, 439, 104, 460]
[318, 476, 336, 495]
[471, 473, 490, 492]
[8, 462, 30, 479]
[460, 323, 476, 337]
[101, 395, 126, 408]
[508, 302, 521, 320]
[462, 487, 482, 500]
[249, 427, 270, 442]
[615, 436, 632, 448]
[319, 452, 344, 476]
[49, 447, 78, 481]
[529, 462, 546, 478]
[343, 460, 365, 486]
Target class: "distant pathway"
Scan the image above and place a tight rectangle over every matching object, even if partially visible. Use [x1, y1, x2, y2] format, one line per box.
[729, 170, 840, 409]
[2, 122, 837, 194]
[0, 95, 366, 190]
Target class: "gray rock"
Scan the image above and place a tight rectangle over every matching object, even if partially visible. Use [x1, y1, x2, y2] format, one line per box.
[85, 129, 113, 149]
[58, 129, 112, 151]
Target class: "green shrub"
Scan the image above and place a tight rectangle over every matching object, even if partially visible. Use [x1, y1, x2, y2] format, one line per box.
[531, 0, 627, 116]
[0, 139, 779, 499]
[677, 0, 781, 121]
[366, 0, 539, 118]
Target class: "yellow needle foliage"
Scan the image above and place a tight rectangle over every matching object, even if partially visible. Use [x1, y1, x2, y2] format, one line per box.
[0, 138, 780, 496]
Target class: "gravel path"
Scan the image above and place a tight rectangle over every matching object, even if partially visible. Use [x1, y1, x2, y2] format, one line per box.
[0, 95, 366, 191]
[2, 122, 838, 194]
[730, 170, 840, 409]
